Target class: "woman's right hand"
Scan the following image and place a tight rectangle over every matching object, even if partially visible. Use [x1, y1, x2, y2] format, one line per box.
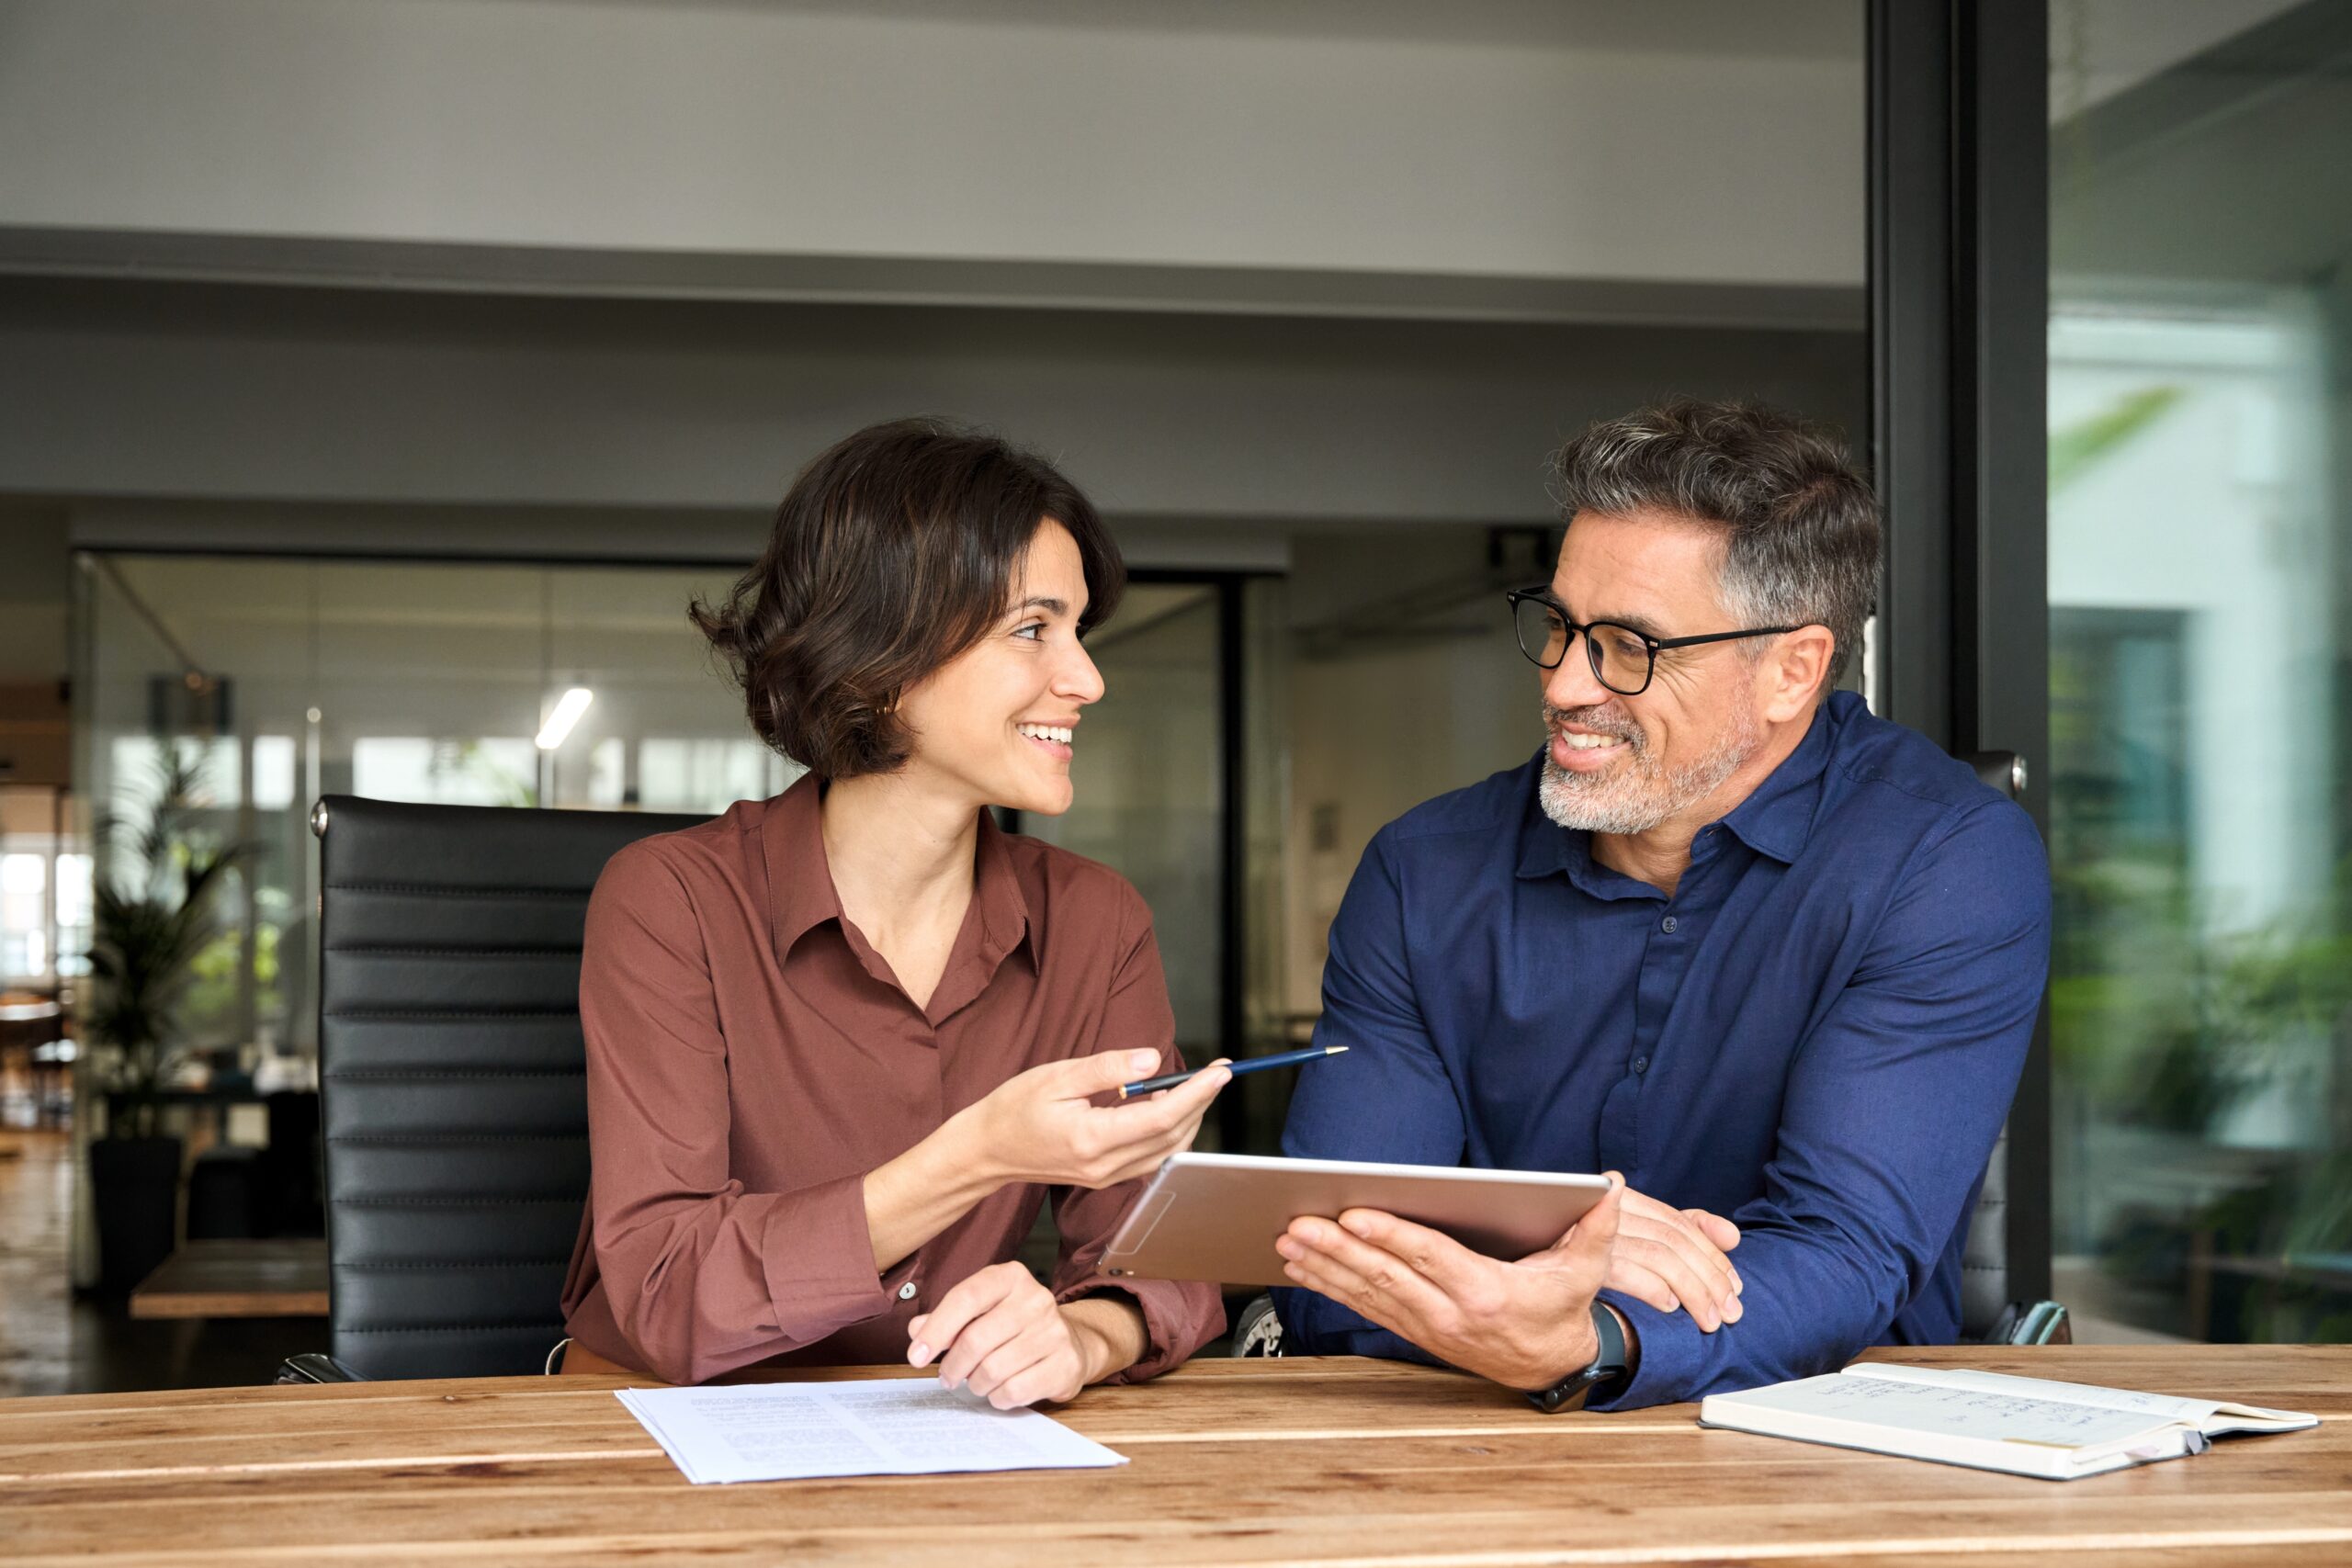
[966, 1048, 1229, 1190]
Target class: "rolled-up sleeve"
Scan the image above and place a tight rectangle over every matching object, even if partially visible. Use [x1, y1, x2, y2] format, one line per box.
[1046, 892, 1224, 1381]
[579, 842, 893, 1384]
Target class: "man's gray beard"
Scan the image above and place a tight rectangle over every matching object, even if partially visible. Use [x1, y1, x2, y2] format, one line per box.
[1537, 696, 1760, 835]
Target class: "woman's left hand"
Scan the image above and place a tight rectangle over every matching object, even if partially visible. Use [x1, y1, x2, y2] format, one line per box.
[907, 1261, 1093, 1408]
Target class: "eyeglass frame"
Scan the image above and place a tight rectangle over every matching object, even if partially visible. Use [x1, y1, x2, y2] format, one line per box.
[1503, 587, 1807, 697]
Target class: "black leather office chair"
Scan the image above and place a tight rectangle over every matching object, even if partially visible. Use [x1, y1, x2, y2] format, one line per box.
[278, 795, 704, 1382]
[1229, 750, 2067, 1358]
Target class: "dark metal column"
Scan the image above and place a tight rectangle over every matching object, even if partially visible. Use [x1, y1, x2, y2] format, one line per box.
[1869, 0, 2053, 1303]
[1869, 1, 1955, 747]
[1216, 574, 1251, 1153]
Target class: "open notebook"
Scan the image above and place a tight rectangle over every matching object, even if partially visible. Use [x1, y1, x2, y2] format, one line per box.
[1698, 1363, 2316, 1480]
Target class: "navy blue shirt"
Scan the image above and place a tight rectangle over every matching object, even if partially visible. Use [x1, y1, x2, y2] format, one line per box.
[1272, 693, 2051, 1409]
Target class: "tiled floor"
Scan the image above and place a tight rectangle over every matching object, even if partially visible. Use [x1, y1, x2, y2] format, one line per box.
[0, 1129, 310, 1398]
[0, 1127, 73, 1397]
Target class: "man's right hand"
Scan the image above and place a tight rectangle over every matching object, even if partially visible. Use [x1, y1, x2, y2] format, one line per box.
[1602, 1170, 1743, 1331]
[1275, 1177, 1626, 1393]
[966, 1049, 1228, 1190]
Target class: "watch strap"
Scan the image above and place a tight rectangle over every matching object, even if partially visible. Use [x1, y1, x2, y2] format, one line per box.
[1523, 1303, 1631, 1414]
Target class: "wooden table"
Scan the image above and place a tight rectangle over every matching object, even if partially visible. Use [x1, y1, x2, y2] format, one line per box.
[127, 1239, 330, 1320]
[1, 1346, 2345, 1566]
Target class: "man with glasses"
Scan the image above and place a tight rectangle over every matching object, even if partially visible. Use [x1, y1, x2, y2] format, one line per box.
[1270, 400, 2051, 1412]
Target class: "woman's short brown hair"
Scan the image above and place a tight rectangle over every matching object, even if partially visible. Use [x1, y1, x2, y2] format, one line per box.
[693, 418, 1125, 781]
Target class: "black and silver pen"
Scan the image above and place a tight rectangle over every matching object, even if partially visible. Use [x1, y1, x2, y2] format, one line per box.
[1117, 1043, 1349, 1100]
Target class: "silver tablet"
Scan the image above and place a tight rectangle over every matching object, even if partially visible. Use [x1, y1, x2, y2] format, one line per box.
[1095, 1152, 1611, 1287]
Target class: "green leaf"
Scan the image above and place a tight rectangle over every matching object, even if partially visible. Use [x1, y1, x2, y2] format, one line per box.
[2050, 385, 2185, 492]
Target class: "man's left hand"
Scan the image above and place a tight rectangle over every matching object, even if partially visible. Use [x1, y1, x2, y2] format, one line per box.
[1275, 1175, 1623, 1391]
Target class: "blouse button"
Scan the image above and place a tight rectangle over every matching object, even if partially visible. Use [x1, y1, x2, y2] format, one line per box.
[897, 1281, 919, 1302]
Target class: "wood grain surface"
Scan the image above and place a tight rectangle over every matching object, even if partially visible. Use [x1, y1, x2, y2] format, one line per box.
[127, 1240, 330, 1320]
[1, 1346, 2345, 1566]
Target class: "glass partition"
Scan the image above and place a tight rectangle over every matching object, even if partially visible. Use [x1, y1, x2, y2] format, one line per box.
[1020, 582, 1225, 1059]
[77, 555, 1242, 1102]
[1, 784, 83, 994]
[2048, 3, 2352, 1343]
[78, 557, 778, 1073]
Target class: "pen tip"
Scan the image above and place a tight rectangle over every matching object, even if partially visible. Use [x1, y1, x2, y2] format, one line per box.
[1329, 1045, 1350, 1055]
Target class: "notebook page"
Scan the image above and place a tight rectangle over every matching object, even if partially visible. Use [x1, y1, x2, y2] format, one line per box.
[1844, 1363, 2220, 1425]
[1847, 1364, 2317, 1432]
[1722, 1372, 2179, 1457]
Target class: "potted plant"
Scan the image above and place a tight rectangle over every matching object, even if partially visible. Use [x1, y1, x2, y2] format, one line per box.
[85, 745, 246, 1292]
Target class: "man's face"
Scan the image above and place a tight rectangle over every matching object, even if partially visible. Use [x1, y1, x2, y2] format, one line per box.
[1536, 509, 1765, 836]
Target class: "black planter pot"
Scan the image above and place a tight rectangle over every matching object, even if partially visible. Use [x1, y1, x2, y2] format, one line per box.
[92, 1134, 183, 1293]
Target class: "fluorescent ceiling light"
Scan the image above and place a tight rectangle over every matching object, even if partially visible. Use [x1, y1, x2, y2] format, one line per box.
[536, 687, 594, 750]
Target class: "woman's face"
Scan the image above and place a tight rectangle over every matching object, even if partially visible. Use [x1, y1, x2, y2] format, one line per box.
[894, 519, 1104, 816]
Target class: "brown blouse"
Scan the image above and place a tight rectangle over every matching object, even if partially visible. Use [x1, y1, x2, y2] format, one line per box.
[560, 773, 1224, 1385]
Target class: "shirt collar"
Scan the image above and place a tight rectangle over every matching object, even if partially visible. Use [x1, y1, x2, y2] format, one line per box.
[763, 772, 842, 959]
[761, 772, 1033, 968]
[967, 807, 1035, 968]
[1713, 696, 1837, 865]
[1512, 695, 1841, 886]
[1513, 764, 1655, 900]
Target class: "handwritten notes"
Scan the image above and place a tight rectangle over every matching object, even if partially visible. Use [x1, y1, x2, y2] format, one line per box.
[1725, 1372, 2172, 1450]
[1702, 1365, 2317, 1479]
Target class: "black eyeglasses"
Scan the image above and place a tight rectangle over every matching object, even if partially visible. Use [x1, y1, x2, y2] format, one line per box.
[1505, 588, 1804, 696]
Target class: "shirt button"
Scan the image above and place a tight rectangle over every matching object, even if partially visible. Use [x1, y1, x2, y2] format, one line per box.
[1632, 1056, 1650, 1075]
[1660, 916, 1679, 933]
[897, 1281, 919, 1302]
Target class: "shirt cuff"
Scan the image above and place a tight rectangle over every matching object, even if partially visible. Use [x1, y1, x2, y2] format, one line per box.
[757, 1172, 895, 1344]
[1269, 1286, 1448, 1368]
[1589, 1289, 1700, 1411]
[1055, 1276, 1224, 1384]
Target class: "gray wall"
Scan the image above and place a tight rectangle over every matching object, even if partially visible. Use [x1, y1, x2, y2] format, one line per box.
[4, 279, 1864, 547]
[0, 504, 69, 682]
[0, 0, 1864, 289]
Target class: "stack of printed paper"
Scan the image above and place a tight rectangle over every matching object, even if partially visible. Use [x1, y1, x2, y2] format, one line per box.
[616, 1377, 1131, 1484]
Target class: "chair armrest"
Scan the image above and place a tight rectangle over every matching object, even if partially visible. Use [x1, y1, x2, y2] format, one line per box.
[1983, 1300, 2072, 1346]
[2004, 1300, 2071, 1345]
[275, 1352, 366, 1384]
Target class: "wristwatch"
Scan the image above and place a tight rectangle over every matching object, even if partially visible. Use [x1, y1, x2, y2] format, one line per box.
[1523, 1303, 1631, 1414]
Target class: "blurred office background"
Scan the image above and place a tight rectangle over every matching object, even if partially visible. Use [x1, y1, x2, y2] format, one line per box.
[2044, 1, 2352, 1344]
[0, 0, 2344, 1392]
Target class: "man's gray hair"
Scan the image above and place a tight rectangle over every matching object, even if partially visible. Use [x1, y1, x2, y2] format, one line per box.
[1551, 400, 1882, 690]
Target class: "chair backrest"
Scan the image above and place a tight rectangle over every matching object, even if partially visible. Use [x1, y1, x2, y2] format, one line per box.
[1960, 1123, 2014, 1341]
[314, 794, 706, 1379]
[1958, 750, 2027, 1342]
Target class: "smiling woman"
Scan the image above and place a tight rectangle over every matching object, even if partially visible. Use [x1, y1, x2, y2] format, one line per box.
[688, 417, 1125, 786]
[557, 419, 1230, 1396]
